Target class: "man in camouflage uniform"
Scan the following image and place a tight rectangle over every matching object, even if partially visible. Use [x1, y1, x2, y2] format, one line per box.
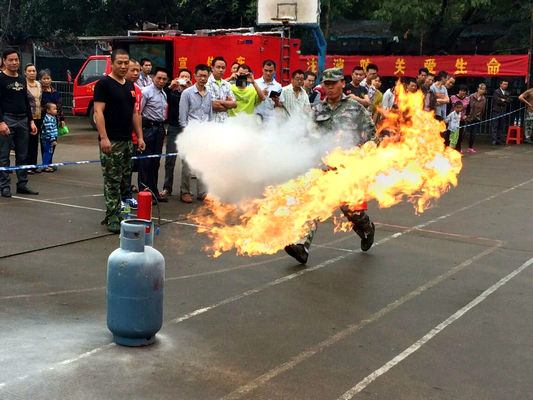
[285, 68, 377, 264]
[94, 49, 145, 233]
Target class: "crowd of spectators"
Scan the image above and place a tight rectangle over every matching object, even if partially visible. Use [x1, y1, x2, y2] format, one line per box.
[366, 65, 529, 151]
[1, 47, 531, 233]
[0, 48, 67, 198]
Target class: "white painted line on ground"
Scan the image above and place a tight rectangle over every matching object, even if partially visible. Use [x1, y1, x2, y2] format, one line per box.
[166, 256, 287, 281]
[171, 221, 210, 229]
[220, 244, 500, 400]
[375, 222, 503, 245]
[313, 244, 356, 253]
[0, 286, 106, 301]
[336, 255, 533, 400]
[218, 177, 533, 399]
[169, 253, 348, 325]
[0, 235, 354, 301]
[11, 196, 105, 212]
[40, 193, 104, 201]
[175, 205, 487, 327]
[0, 342, 116, 393]
[0, 233, 377, 390]
[3, 195, 178, 234]
[1, 176, 531, 391]
[0, 256, 293, 301]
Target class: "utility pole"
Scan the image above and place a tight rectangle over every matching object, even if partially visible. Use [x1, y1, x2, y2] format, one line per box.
[529, 6, 533, 87]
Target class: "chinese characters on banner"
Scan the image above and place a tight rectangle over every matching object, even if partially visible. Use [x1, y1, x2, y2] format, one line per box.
[332, 58, 345, 68]
[360, 58, 371, 72]
[306, 58, 318, 73]
[298, 55, 528, 77]
[394, 58, 406, 75]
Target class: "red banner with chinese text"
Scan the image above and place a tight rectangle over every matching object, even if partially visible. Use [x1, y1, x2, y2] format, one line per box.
[299, 55, 529, 78]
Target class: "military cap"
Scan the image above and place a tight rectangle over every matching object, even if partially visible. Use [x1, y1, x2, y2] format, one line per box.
[321, 68, 344, 82]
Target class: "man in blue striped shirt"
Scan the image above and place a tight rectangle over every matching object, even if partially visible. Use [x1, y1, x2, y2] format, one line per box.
[140, 67, 169, 203]
[178, 64, 213, 203]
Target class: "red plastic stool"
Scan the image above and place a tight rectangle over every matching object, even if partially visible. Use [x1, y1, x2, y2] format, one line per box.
[506, 126, 523, 144]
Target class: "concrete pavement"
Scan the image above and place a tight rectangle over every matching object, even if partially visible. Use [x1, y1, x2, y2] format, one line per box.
[1, 117, 532, 399]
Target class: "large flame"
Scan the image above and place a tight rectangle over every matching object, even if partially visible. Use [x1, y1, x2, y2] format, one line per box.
[191, 85, 462, 257]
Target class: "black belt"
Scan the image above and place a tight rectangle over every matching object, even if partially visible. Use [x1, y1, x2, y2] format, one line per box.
[142, 118, 164, 128]
[4, 112, 27, 118]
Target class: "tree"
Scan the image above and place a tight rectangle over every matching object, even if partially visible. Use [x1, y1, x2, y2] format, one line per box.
[371, 0, 529, 54]
[0, 0, 528, 56]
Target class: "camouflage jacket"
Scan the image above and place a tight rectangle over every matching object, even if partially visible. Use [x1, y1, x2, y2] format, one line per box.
[313, 94, 376, 147]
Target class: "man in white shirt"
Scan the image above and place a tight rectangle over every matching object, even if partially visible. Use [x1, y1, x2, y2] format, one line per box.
[303, 71, 320, 106]
[206, 56, 236, 123]
[254, 60, 282, 122]
[280, 69, 310, 117]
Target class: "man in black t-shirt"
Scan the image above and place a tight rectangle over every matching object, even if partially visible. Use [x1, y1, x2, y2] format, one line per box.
[94, 49, 145, 233]
[343, 66, 370, 108]
[0, 49, 39, 197]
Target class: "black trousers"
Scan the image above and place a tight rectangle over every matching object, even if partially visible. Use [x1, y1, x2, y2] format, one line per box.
[491, 113, 506, 144]
[138, 124, 165, 196]
[26, 118, 42, 166]
[466, 121, 482, 149]
[455, 120, 466, 152]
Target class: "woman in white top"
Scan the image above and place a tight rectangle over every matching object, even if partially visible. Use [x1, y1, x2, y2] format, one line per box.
[24, 63, 42, 173]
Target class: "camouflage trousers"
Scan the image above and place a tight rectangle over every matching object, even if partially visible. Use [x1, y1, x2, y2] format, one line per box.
[295, 207, 373, 248]
[525, 111, 533, 139]
[100, 140, 133, 225]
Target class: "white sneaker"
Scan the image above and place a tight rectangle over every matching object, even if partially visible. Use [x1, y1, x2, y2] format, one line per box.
[124, 197, 138, 209]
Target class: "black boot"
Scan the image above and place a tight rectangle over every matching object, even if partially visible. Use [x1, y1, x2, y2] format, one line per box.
[342, 207, 375, 252]
[354, 222, 375, 251]
[284, 243, 309, 264]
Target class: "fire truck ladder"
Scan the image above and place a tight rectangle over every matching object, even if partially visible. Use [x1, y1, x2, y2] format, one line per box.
[280, 25, 291, 85]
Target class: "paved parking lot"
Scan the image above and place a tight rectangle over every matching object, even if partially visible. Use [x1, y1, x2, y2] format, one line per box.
[1, 117, 532, 399]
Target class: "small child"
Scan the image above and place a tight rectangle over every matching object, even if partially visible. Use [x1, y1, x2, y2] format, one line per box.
[446, 101, 463, 151]
[41, 103, 58, 172]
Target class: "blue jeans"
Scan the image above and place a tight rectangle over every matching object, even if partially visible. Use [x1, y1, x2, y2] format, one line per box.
[41, 138, 56, 165]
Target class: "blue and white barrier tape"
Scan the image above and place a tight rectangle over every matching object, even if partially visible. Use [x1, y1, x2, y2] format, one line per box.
[461, 106, 525, 129]
[0, 152, 178, 172]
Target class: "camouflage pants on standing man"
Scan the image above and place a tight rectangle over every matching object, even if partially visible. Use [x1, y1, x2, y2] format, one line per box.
[525, 111, 533, 143]
[100, 140, 133, 233]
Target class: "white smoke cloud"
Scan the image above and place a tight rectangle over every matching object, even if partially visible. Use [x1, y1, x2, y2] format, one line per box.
[177, 112, 356, 205]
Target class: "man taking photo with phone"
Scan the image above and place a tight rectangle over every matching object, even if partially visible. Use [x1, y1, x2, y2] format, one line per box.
[228, 64, 266, 117]
[254, 60, 282, 122]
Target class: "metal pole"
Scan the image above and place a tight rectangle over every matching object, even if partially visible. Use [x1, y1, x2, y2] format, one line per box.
[311, 26, 327, 82]
[528, 6, 533, 88]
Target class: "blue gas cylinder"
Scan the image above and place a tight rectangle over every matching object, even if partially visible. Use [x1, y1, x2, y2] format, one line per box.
[107, 219, 165, 346]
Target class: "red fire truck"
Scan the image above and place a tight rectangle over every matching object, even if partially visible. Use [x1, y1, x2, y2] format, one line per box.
[72, 29, 300, 127]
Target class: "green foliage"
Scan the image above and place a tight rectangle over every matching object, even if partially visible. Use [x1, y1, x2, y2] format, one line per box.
[0, 0, 258, 40]
[369, 0, 529, 53]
